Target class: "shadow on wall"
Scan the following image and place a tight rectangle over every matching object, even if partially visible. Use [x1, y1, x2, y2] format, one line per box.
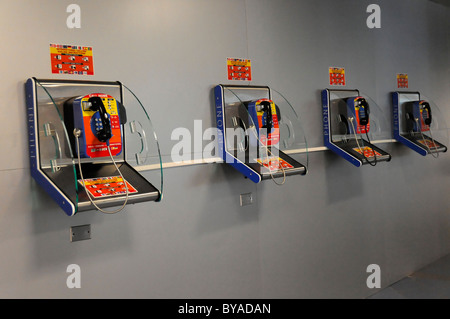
[324, 151, 364, 204]
[29, 177, 133, 273]
[192, 163, 259, 238]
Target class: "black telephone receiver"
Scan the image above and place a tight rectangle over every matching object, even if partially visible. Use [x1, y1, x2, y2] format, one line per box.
[258, 100, 273, 130]
[356, 97, 370, 126]
[421, 101, 432, 126]
[405, 112, 415, 132]
[88, 96, 112, 143]
[405, 100, 432, 133]
[338, 114, 349, 135]
[340, 97, 370, 134]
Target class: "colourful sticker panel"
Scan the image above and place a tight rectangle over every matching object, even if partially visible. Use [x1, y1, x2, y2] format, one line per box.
[50, 44, 94, 75]
[417, 139, 438, 149]
[256, 157, 294, 171]
[329, 67, 345, 86]
[255, 99, 280, 146]
[353, 146, 381, 158]
[397, 73, 408, 88]
[80, 94, 122, 158]
[227, 58, 252, 81]
[79, 176, 138, 199]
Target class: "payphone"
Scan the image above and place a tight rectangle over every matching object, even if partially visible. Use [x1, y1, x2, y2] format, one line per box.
[26, 78, 162, 216]
[214, 85, 307, 184]
[322, 89, 391, 167]
[64, 94, 125, 158]
[392, 92, 447, 156]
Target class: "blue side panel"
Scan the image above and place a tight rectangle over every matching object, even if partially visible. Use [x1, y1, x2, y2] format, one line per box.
[214, 85, 226, 162]
[26, 78, 76, 216]
[322, 89, 362, 167]
[392, 92, 427, 156]
[392, 92, 400, 140]
[322, 90, 331, 148]
[26, 79, 38, 174]
[31, 168, 76, 216]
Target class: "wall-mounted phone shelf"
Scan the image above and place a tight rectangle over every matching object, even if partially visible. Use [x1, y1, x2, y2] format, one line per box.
[26, 78, 163, 216]
[214, 84, 308, 184]
[322, 88, 392, 167]
[392, 91, 447, 156]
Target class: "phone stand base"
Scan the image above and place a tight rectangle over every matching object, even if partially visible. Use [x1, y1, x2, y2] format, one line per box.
[247, 150, 306, 180]
[333, 140, 391, 165]
[399, 133, 447, 155]
[75, 162, 160, 212]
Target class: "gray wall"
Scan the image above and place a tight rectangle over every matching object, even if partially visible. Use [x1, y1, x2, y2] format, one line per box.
[0, 0, 448, 298]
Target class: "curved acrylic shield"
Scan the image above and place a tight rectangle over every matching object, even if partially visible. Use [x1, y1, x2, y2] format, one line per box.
[271, 88, 309, 170]
[416, 95, 449, 152]
[121, 84, 163, 200]
[328, 90, 391, 144]
[359, 91, 393, 143]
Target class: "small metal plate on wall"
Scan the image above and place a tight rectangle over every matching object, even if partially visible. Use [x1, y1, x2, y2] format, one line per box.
[240, 193, 254, 206]
[70, 224, 91, 242]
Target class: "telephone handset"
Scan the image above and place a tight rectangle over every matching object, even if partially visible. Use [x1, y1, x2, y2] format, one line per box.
[88, 96, 112, 143]
[422, 102, 432, 126]
[247, 98, 286, 184]
[347, 96, 370, 134]
[406, 100, 432, 132]
[247, 98, 280, 147]
[64, 93, 125, 158]
[259, 100, 273, 130]
[339, 96, 377, 165]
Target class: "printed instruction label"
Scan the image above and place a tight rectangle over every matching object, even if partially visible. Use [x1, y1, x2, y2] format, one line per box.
[353, 146, 382, 158]
[256, 157, 294, 170]
[50, 44, 94, 75]
[78, 176, 137, 199]
[417, 139, 438, 149]
[227, 58, 252, 81]
[329, 67, 346, 86]
[397, 73, 408, 88]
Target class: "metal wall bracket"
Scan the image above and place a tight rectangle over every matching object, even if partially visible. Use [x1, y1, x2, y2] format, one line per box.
[70, 224, 91, 242]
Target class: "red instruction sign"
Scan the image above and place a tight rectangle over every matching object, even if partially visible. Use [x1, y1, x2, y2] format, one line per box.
[227, 58, 252, 81]
[79, 176, 137, 199]
[50, 44, 94, 75]
[353, 146, 381, 158]
[256, 157, 293, 171]
[397, 73, 408, 88]
[329, 67, 346, 86]
[418, 139, 438, 149]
